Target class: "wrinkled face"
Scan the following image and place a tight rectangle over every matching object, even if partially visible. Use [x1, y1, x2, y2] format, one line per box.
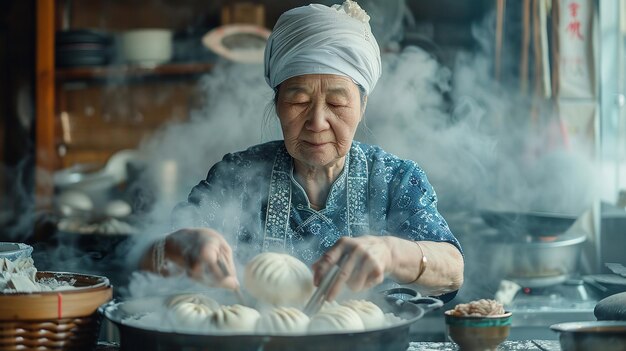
[276, 74, 364, 169]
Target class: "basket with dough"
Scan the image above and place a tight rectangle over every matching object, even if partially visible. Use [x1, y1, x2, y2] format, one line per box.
[0, 272, 112, 351]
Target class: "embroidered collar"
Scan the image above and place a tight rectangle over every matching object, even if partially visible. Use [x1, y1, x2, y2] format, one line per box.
[262, 143, 369, 251]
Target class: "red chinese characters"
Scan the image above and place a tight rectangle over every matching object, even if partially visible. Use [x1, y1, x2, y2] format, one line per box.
[566, 2, 584, 40]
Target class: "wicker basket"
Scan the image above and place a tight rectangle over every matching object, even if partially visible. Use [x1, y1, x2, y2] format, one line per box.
[0, 272, 112, 351]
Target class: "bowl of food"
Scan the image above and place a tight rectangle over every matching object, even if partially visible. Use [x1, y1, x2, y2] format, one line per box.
[0, 271, 112, 350]
[444, 299, 512, 351]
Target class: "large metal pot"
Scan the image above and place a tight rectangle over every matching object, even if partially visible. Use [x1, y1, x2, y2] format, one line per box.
[102, 288, 442, 351]
[479, 209, 579, 237]
[488, 231, 587, 287]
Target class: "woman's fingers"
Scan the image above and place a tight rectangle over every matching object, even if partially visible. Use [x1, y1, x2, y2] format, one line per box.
[221, 248, 240, 289]
[312, 244, 344, 286]
[314, 236, 391, 300]
[166, 227, 240, 289]
[325, 252, 358, 300]
[346, 256, 383, 291]
[201, 246, 227, 281]
[199, 236, 241, 289]
[219, 276, 240, 290]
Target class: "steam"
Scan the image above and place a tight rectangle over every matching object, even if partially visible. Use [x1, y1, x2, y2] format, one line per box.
[0, 6, 604, 308]
[121, 271, 232, 299]
[123, 60, 277, 266]
[136, 61, 275, 213]
[121, 8, 602, 304]
[365, 42, 597, 216]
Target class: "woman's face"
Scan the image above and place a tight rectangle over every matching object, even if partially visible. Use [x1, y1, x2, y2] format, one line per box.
[276, 74, 365, 169]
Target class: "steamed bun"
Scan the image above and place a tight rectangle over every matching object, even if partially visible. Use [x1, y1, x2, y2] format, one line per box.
[244, 252, 314, 307]
[341, 299, 385, 329]
[209, 304, 261, 333]
[166, 294, 219, 328]
[169, 302, 215, 328]
[166, 293, 220, 310]
[255, 306, 310, 335]
[308, 305, 365, 334]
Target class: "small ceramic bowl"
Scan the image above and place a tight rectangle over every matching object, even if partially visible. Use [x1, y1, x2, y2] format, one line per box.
[445, 310, 513, 351]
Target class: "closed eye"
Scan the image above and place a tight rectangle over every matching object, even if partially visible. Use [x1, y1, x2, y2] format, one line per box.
[329, 103, 347, 108]
[289, 100, 310, 105]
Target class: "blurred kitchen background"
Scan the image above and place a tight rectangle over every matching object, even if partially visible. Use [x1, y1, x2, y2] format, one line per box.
[1, 0, 626, 341]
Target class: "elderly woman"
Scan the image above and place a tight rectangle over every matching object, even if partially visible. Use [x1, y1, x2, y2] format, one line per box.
[140, 1, 463, 301]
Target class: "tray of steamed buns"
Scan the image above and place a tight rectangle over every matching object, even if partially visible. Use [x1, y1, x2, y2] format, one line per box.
[102, 252, 443, 351]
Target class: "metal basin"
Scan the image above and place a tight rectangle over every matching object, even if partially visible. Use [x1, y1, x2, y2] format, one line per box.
[102, 288, 443, 351]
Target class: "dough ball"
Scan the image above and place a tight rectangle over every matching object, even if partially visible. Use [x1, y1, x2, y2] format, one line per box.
[308, 305, 365, 334]
[255, 306, 310, 335]
[341, 299, 385, 329]
[169, 301, 215, 328]
[244, 252, 314, 307]
[166, 293, 220, 310]
[104, 199, 132, 218]
[165, 294, 220, 328]
[319, 300, 340, 312]
[57, 190, 93, 212]
[209, 304, 261, 333]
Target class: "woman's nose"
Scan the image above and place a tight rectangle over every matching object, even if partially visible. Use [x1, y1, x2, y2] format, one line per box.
[305, 102, 330, 132]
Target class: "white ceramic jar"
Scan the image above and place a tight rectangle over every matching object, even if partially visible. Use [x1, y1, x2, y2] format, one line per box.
[120, 29, 173, 65]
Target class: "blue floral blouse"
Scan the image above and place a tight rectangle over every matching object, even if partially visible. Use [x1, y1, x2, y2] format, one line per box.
[173, 140, 462, 267]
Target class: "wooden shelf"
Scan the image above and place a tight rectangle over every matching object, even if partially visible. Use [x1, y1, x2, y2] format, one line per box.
[56, 62, 214, 81]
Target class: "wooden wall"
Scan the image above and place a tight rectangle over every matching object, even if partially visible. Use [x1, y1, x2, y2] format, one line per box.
[59, 0, 311, 31]
[57, 80, 199, 167]
[46, 0, 492, 169]
[48, 0, 491, 170]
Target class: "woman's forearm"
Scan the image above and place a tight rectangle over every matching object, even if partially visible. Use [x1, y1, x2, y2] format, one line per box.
[386, 236, 464, 296]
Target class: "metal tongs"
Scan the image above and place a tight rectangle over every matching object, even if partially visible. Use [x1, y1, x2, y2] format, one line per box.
[303, 254, 350, 316]
[216, 259, 247, 306]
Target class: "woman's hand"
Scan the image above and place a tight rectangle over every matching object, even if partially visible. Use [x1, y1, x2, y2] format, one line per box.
[152, 227, 239, 290]
[311, 235, 393, 300]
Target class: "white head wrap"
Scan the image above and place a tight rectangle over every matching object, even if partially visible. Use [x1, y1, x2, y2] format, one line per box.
[264, 0, 382, 95]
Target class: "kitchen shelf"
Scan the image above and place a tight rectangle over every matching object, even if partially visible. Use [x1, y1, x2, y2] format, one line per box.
[56, 62, 214, 82]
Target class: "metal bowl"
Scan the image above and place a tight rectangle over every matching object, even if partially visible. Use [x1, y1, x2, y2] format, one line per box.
[102, 289, 443, 351]
[550, 321, 626, 351]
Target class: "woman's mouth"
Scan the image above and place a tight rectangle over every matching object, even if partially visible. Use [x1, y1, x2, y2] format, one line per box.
[303, 141, 329, 147]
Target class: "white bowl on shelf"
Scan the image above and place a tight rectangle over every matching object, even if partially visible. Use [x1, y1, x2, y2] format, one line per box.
[0, 243, 33, 261]
[120, 29, 173, 66]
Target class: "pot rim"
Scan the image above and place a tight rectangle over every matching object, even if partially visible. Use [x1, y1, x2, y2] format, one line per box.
[550, 320, 626, 333]
[101, 291, 434, 338]
[493, 231, 586, 247]
[0, 271, 110, 296]
[444, 310, 512, 319]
